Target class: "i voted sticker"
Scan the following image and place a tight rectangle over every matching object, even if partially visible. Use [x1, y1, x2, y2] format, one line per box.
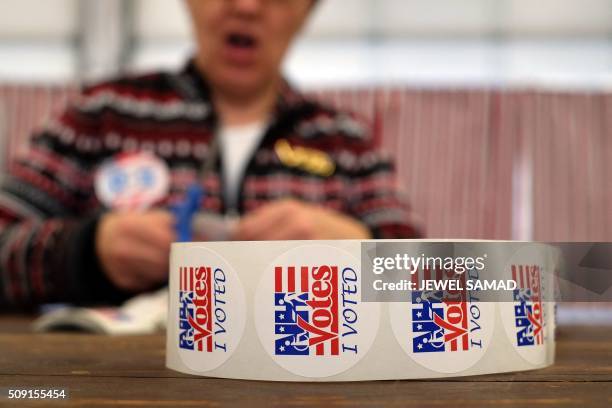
[166, 241, 557, 382]
[95, 152, 170, 211]
[254, 245, 380, 378]
[175, 246, 247, 372]
[500, 244, 551, 366]
[389, 267, 495, 374]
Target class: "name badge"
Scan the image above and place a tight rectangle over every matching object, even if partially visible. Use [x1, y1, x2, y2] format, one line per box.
[275, 139, 335, 177]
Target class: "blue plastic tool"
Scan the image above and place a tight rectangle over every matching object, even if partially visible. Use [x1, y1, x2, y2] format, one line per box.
[172, 184, 205, 242]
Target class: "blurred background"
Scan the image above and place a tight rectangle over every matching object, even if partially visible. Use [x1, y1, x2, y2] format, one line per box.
[0, 0, 611, 242]
[1, 0, 611, 86]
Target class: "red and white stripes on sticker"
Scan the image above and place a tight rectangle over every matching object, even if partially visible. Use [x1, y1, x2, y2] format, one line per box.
[511, 264, 541, 294]
[275, 266, 309, 294]
[179, 266, 193, 292]
[179, 266, 214, 352]
[275, 265, 340, 356]
[511, 264, 543, 345]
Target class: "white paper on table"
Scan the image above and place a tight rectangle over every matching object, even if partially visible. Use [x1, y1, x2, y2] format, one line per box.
[33, 288, 168, 335]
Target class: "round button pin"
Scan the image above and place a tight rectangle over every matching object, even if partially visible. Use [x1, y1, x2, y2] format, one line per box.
[95, 152, 170, 211]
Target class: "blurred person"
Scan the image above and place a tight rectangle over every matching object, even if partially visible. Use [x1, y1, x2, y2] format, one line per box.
[0, 0, 420, 309]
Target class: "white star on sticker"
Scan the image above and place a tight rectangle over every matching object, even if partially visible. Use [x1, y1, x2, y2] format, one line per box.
[417, 312, 422, 318]
[418, 343, 423, 349]
[280, 326, 285, 333]
[417, 324, 423, 330]
[279, 346, 285, 352]
[279, 314, 285, 320]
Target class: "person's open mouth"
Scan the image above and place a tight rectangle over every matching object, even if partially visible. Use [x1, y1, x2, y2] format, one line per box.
[227, 32, 257, 49]
[223, 32, 259, 65]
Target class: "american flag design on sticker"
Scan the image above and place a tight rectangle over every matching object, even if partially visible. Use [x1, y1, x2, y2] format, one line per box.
[512, 265, 544, 347]
[410, 268, 483, 354]
[179, 266, 214, 352]
[274, 265, 340, 356]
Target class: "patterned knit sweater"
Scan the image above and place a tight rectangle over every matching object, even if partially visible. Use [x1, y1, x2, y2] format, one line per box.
[0, 61, 420, 309]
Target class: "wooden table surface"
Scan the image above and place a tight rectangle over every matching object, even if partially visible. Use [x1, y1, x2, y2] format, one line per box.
[0, 317, 610, 408]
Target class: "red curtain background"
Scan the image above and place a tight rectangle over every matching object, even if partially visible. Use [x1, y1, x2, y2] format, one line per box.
[1, 84, 610, 241]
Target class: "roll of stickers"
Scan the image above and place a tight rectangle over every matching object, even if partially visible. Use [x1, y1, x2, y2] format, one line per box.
[166, 241, 556, 381]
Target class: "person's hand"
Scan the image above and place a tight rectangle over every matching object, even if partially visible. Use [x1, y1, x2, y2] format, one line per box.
[233, 199, 372, 241]
[95, 210, 176, 292]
